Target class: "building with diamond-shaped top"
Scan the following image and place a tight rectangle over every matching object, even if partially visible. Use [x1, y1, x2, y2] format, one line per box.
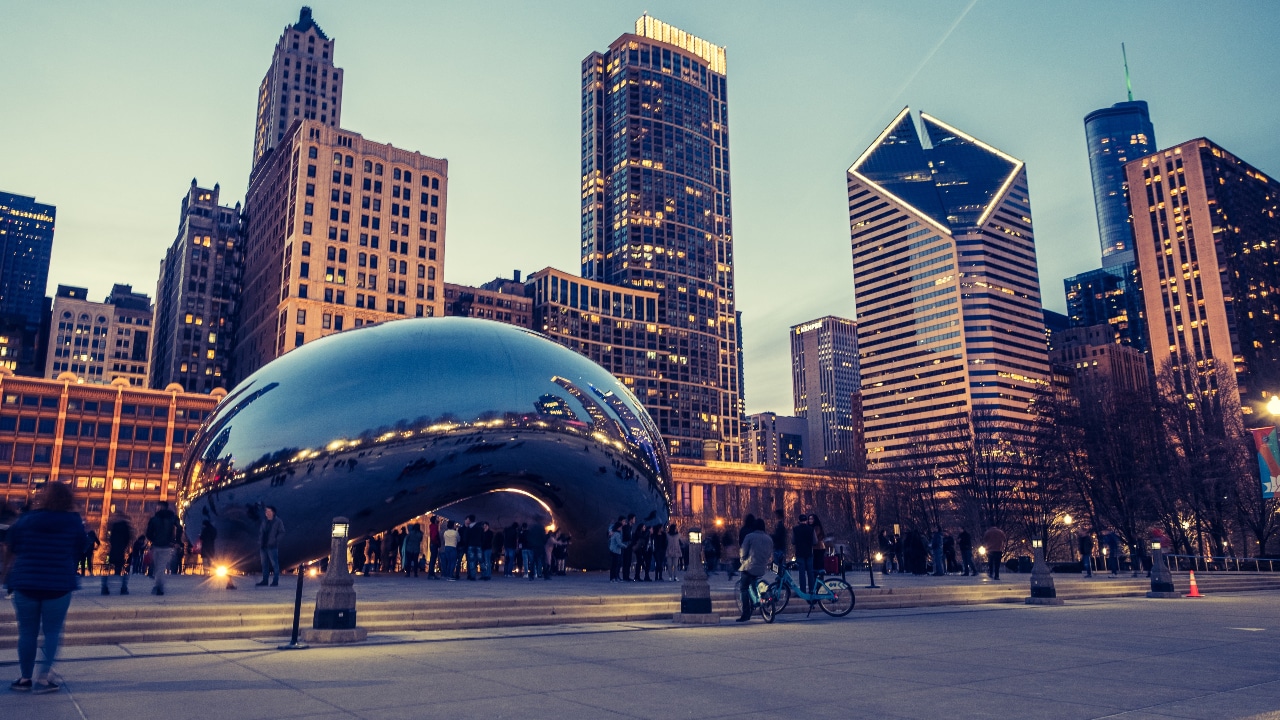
[847, 108, 1050, 477]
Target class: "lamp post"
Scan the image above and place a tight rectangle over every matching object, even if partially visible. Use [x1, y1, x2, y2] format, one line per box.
[864, 524, 879, 589]
[1026, 537, 1063, 606]
[673, 527, 718, 624]
[1064, 514, 1075, 563]
[301, 517, 368, 643]
[1146, 540, 1178, 598]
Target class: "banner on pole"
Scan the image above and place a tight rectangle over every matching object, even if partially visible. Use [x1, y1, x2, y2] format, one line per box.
[1252, 426, 1280, 499]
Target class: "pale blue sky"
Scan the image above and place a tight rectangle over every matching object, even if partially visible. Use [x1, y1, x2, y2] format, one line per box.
[2, 1, 1277, 413]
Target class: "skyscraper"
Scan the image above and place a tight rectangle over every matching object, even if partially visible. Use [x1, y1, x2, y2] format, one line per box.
[847, 108, 1050, 474]
[790, 316, 860, 470]
[151, 180, 243, 392]
[236, 120, 448, 378]
[1127, 138, 1280, 416]
[0, 191, 55, 328]
[1085, 100, 1155, 267]
[1063, 263, 1147, 352]
[253, 6, 344, 168]
[581, 15, 741, 461]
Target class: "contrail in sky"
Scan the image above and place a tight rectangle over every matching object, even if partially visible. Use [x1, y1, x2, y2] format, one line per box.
[878, 0, 981, 120]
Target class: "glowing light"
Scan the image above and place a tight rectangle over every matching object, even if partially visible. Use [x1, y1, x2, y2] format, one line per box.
[1268, 395, 1280, 416]
[308, 567, 319, 577]
[215, 565, 228, 577]
[1063, 514, 1073, 525]
[978, 546, 987, 557]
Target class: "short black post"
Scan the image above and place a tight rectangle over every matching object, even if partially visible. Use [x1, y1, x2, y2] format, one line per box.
[867, 550, 879, 589]
[277, 564, 309, 650]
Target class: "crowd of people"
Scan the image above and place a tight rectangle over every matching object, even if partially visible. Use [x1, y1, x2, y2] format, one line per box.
[348, 514, 571, 582]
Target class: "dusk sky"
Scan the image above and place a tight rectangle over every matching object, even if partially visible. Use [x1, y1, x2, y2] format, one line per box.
[3, 1, 1278, 414]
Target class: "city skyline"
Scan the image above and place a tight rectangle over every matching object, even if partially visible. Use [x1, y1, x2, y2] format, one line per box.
[3, 1, 1278, 414]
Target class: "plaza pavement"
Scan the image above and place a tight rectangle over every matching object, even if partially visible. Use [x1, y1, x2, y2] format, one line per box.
[5, 589, 1280, 719]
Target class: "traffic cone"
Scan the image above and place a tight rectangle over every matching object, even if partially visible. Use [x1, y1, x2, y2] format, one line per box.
[1186, 570, 1203, 598]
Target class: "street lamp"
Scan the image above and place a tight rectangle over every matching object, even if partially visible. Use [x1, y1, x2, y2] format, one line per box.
[1268, 394, 1280, 416]
[1064, 514, 1075, 563]
[1027, 537, 1062, 605]
[301, 516, 367, 644]
[674, 527, 716, 624]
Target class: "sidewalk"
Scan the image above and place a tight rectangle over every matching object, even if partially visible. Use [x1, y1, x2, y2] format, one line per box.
[6, 592, 1280, 719]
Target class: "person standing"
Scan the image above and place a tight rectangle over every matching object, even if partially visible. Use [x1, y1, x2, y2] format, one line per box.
[652, 523, 668, 581]
[255, 506, 285, 587]
[146, 501, 181, 595]
[620, 514, 635, 581]
[930, 529, 946, 576]
[632, 524, 651, 581]
[427, 516, 442, 578]
[982, 525, 1006, 581]
[198, 520, 217, 575]
[1079, 531, 1094, 578]
[365, 535, 382, 574]
[503, 522, 519, 577]
[79, 528, 99, 576]
[403, 524, 424, 578]
[792, 514, 815, 593]
[101, 513, 133, 595]
[525, 520, 547, 581]
[6, 482, 87, 693]
[441, 521, 460, 581]
[480, 522, 494, 580]
[735, 518, 774, 623]
[958, 528, 977, 577]
[665, 524, 682, 581]
[1104, 530, 1121, 576]
[943, 532, 957, 573]
[608, 523, 624, 582]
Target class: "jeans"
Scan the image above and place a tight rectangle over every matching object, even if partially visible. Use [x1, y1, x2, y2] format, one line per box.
[504, 548, 517, 576]
[101, 559, 129, 593]
[609, 552, 622, 580]
[482, 549, 493, 579]
[961, 549, 977, 576]
[428, 542, 440, 576]
[12, 590, 72, 680]
[260, 546, 280, 583]
[738, 571, 761, 618]
[795, 556, 815, 595]
[621, 548, 633, 580]
[465, 547, 482, 579]
[152, 547, 175, 592]
[988, 551, 1003, 580]
[404, 551, 420, 577]
[1082, 555, 1093, 577]
[524, 549, 543, 580]
[442, 546, 458, 578]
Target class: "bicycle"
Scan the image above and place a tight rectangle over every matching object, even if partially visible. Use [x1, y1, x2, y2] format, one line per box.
[734, 573, 780, 623]
[760, 561, 855, 618]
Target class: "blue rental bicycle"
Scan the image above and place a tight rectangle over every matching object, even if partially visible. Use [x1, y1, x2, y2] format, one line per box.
[760, 561, 855, 619]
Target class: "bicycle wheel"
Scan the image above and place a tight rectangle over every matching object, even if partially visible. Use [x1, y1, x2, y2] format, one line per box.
[818, 578, 855, 617]
[768, 580, 791, 615]
[759, 582, 777, 623]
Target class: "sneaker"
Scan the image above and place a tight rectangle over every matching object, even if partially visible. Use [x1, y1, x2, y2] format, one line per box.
[32, 681, 60, 695]
[120, 587, 129, 595]
[255, 581, 269, 587]
[10, 678, 32, 692]
[270, 580, 278, 587]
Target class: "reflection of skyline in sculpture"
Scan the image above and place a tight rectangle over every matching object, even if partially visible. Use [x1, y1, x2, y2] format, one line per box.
[179, 318, 671, 570]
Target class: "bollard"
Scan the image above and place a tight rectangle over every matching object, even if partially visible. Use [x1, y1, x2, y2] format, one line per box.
[1025, 539, 1063, 606]
[1146, 542, 1179, 598]
[673, 528, 719, 624]
[277, 564, 309, 650]
[301, 517, 368, 643]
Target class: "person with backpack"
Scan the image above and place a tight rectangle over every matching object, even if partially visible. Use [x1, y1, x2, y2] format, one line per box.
[101, 512, 133, 595]
[146, 501, 181, 596]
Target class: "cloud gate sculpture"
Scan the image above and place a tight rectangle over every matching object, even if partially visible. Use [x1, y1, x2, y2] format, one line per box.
[178, 318, 672, 570]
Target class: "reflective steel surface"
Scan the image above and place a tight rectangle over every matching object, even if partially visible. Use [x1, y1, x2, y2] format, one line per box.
[179, 317, 672, 570]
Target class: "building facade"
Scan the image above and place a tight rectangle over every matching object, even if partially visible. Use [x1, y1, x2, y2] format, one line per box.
[151, 180, 243, 392]
[0, 370, 220, 539]
[253, 6, 344, 168]
[46, 285, 154, 387]
[236, 120, 448, 378]
[847, 108, 1050, 475]
[1127, 138, 1280, 416]
[443, 272, 533, 328]
[1085, 100, 1155, 267]
[745, 412, 806, 468]
[790, 316, 860, 470]
[1049, 323, 1149, 394]
[1063, 263, 1148, 353]
[581, 16, 742, 461]
[0, 191, 55, 376]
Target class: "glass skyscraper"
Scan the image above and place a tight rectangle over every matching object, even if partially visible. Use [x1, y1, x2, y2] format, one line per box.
[847, 109, 1049, 474]
[0, 191, 55, 328]
[790, 316, 860, 470]
[1063, 263, 1147, 353]
[581, 16, 741, 461]
[1084, 100, 1155, 267]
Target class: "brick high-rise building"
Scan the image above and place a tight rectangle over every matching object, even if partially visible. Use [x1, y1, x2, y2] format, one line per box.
[151, 180, 243, 392]
[236, 120, 447, 378]
[253, 6, 344, 168]
[847, 108, 1050, 474]
[46, 285, 153, 387]
[581, 16, 742, 461]
[1127, 138, 1280, 417]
